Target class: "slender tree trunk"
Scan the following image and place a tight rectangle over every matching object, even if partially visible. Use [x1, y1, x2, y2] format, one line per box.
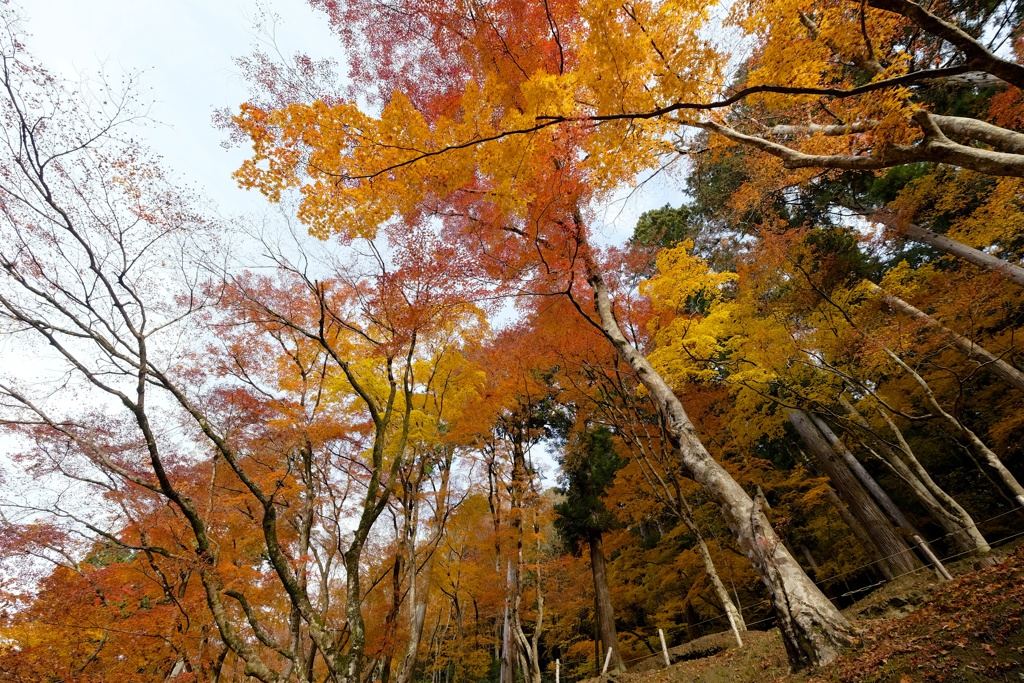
[379, 551, 404, 683]
[692, 527, 746, 647]
[500, 559, 516, 683]
[583, 254, 859, 670]
[343, 540, 369, 682]
[885, 348, 1024, 501]
[800, 545, 820, 575]
[588, 532, 626, 672]
[789, 410, 924, 579]
[839, 397, 994, 561]
[866, 281, 1024, 394]
[676, 500, 746, 646]
[396, 456, 453, 683]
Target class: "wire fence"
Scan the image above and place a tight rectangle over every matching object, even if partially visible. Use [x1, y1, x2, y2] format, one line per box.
[604, 504, 1024, 672]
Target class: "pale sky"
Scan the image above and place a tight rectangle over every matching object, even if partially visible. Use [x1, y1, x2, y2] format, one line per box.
[25, 0, 341, 220]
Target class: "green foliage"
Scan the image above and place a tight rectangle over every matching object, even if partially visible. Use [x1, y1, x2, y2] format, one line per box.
[554, 427, 627, 555]
[631, 204, 698, 250]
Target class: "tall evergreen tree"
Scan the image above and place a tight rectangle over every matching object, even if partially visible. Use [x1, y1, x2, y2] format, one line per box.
[555, 427, 628, 673]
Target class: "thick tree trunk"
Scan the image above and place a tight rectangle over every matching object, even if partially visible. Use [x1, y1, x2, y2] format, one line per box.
[866, 281, 1024, 395]
[808, 416, 911, 527]
[789, 410, 923, 579]
[809, 414, 927, 547]
[588, 533, 626, 673]
[584, 256, 859, 670]
[874, 216, 1024, 288]
[823, 488, 888, 581]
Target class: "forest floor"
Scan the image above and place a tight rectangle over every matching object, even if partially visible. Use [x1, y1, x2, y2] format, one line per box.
[607, 543, 1024, 683]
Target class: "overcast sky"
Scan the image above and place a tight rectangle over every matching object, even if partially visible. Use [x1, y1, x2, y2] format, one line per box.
[25, 0, 341, 219]
[24, 0, 684, 242]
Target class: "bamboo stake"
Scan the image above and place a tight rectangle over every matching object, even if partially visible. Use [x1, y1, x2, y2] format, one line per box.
[555, 659, 560, 683]
[601, 647, 613, 676]
[914, 535, 953, 581]
[658, 629, 671, 667]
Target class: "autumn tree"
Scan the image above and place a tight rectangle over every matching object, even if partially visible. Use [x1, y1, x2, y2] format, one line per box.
[0, 14, 493, 682]
[231, 0, 862, 667]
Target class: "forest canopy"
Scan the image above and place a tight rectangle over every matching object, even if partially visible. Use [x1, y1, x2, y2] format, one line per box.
[1, 0, 1023, 682]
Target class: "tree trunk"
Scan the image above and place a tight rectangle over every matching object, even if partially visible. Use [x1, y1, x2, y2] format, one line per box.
[396, 454, 453, 683]
[500, 560, 515, 683]
[866, 281, 1024, 395]
[823, 487, 888, 581]
[839, 397, 994, 562]
[884, 349, 1024, 501]
[588, 533, 626, 673]
[875, 215, 1024, 288]
[584, 255, 859, 670]
[379, 552, 404, 683]
[343, 540, 369, 682]
[789, 409, 924, 580]
[677, 501, 746, 646]
[808, 414, 921, 536]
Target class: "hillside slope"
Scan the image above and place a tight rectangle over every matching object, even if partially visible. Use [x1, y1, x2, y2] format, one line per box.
[605, 545, 1024, 683]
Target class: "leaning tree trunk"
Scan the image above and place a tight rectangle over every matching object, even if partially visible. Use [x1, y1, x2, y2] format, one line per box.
[874, 214, 1024, 288]
[789, 410, 924, 580]
[866, 281, 1024, 395]
[839, 397, 994, 561]
[885, 349, 1024, 507]
[677, 499, 746, 647]
[588, 532, 626, 673]
[808, 414, 919, 535]
[583, 254, 859, 670]
[808, 413, 953, 566]
[823, 487, 888, 581]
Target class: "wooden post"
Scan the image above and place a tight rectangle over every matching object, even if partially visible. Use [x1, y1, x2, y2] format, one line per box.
[913, 535, 953, 581]
[555, 659, 560, 683]
[601, 647, 613, 676]
[658, 628, 671, 667]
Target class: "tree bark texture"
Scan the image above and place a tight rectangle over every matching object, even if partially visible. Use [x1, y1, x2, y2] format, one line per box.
[808, 414, 921, 536]
[588, 533, 626, 673]
[789, 409, 924, 580]
[839, 397, 993, 561]
[875, 216, 1024, 288]
[867, 282, 1024, 394]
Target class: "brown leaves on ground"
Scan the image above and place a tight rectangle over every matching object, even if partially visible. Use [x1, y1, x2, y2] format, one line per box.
[802, 545, 1024, 682]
